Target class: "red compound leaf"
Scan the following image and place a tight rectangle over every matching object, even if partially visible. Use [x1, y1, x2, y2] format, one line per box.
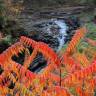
[20, 36, 61, 67]
[65, 27, 87, 55]
[74, 52, 90, 67]
[62, 59, 96, 87]
[0, 42, 24, 69]
[61, 54, 82, 73]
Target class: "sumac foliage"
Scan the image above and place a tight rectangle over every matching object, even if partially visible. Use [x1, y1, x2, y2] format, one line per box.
[0, 27, 96, 96]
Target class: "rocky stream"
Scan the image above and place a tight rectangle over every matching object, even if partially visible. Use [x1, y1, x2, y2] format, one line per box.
[17, 11, 81, 73]
[1, 6, 88, 72]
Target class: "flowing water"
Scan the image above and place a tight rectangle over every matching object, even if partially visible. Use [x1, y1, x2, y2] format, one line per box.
[53, 19, 68, 51]
[39, 18, 68, 51]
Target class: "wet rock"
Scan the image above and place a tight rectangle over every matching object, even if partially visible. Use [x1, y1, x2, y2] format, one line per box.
[65, 16, 80, 30]
[29, 32, 59, 51]
[28, 54, 47, 73]
[50, 25, 60, 35]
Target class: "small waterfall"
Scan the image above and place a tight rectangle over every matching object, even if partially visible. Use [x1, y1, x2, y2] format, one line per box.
[33, 18, 68, 52]
[53, 19, 68, 51]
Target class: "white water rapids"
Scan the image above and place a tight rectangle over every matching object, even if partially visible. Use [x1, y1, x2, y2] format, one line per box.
[54, 19, 68, 51]
[46, 19, 68, 51]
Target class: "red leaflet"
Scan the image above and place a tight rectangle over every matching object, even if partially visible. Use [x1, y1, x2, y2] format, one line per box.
[65, 27, 87, 54]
